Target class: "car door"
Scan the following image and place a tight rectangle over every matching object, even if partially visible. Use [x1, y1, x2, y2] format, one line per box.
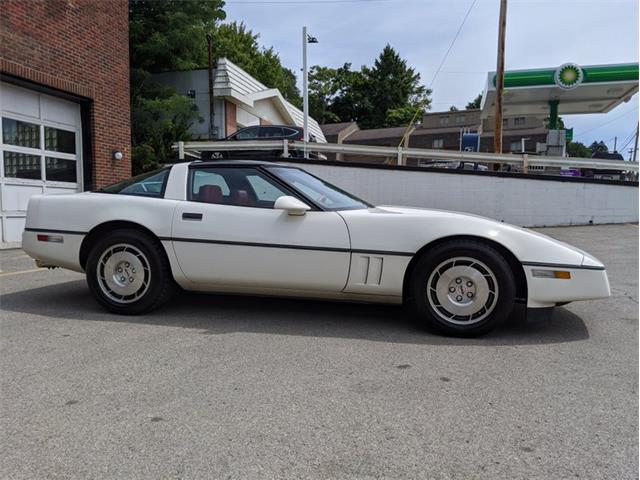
[171, 165, 351, 292]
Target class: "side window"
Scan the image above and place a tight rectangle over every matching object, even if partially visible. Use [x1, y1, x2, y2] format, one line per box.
[192, 170, 230, 200]
[284, 128, 302, 139]
[189, 167, 289, 208]
[258, 126, 284, 138]
[234, 126, 260, 140]
[100, 168, 170, 197]
[247, 174, 287, 204]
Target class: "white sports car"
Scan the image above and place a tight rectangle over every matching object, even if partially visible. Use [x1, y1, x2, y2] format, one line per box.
[22, 160, 610, 336]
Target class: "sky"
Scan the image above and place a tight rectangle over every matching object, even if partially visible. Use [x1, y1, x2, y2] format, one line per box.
[224, 0, 639, 156]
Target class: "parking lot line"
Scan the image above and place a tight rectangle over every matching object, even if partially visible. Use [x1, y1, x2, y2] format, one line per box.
[0, 268, 45, 277]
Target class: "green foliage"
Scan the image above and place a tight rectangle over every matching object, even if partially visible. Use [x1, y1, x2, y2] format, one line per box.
[132, 94, 203, 168]
[566, 141, 591, 158]
[449, 106, 459, 111]
[466, 93, 482, 110]
[308, 45, 431, 129]
[589, 140, 609, 154]
[129, 0, 226, 72]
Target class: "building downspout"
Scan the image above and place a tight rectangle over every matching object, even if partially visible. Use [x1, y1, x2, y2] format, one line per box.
[206, 34, 217, 139]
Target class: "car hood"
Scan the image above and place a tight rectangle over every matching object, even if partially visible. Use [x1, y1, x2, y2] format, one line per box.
[338, 205, 603, 268]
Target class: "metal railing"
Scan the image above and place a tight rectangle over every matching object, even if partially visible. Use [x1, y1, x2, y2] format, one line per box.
[175, 140, 639, 172]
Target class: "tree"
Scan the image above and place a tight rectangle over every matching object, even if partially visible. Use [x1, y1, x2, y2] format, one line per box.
[308, 66, 342, 124]
[360, 45, 431, 128]
[449, 105, 459, 111]
[466, 93, 482, 110]
[129, 0, 225, 72]
[566, 141, 591, 158]
[308, 45, 431, 129]
[589, 140, 609, 154]
[131, 95, 202, 172]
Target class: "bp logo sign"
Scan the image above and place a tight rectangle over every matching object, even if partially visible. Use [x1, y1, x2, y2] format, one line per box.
[555, 63, 584, 90]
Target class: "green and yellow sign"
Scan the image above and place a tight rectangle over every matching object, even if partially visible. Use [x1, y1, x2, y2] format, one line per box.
[555, 63, 584, 90]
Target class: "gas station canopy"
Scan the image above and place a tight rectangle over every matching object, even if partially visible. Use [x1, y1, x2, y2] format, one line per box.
[481, 63, 639, 119]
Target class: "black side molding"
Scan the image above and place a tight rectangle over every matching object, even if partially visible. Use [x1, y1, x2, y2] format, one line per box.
[521, 261, 606, 271]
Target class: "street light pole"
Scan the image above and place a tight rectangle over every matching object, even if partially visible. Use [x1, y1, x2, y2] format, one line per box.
[302, 27, 318, 159]
[302, 26, 309, 157]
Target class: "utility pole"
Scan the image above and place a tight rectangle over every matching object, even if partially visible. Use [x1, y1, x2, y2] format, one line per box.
[206, 33, 217, 140]
[613, 136, 617, 153]
[493, 0, 508, 159]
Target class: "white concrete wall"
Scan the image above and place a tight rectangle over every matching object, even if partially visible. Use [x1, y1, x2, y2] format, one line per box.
[286, 162, 639, 227]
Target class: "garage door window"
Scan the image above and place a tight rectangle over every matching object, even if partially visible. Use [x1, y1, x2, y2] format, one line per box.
[45, 157, 77, 183]
[44, 127, 75, 154]
[3, 151, 41, 179]
[2, 118, 40, 148]
[1, 116, 79, 184]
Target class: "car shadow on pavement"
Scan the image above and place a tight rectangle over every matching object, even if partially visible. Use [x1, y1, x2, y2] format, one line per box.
[2, 279, 589, 346]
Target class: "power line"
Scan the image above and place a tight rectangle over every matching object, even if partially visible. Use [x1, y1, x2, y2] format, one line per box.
[428, 0, 478, 89]
[227, 0, 398, 4]
[575, 107, 639, 138]
[617, 129, 638, 152]
[397, 0, 476, 147]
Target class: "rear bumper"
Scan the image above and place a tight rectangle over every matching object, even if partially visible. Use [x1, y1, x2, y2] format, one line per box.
[523, 264, 610, 308]
[22, 229, 85, 273]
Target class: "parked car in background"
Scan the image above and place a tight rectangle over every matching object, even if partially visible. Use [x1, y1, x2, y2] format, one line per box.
[206, 125, 323, 160]
[581, 151, 626, 180]
[419, 160, 489, 171]
[22, 160, 610, 337]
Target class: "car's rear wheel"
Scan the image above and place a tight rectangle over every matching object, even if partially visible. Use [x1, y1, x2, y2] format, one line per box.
[86, 230, 175, 315]
[209, 151, 226, 159]
[408, 239, 515, 336]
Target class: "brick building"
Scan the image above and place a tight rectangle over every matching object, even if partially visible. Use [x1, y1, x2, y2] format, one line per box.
[0, 0, 130, 243]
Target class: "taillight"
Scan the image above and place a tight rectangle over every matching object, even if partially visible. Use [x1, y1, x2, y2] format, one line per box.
[37, 234, 63, 243]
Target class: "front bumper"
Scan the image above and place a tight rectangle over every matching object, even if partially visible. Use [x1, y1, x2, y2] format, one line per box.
[523, 264, 611, 309]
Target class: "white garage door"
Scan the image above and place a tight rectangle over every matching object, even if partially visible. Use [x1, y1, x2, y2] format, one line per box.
[0, 82, 82, 244]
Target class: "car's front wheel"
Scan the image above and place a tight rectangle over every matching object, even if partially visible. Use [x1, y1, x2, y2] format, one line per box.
[86, 230, 175, 315]
[408, 239, 515, 336]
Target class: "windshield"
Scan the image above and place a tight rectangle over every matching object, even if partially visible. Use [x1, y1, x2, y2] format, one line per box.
[268, 167, 371, 211]
[99, 168, 170, 197]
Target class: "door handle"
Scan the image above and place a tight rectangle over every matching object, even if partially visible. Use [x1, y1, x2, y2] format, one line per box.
[182, 212, 203, 221]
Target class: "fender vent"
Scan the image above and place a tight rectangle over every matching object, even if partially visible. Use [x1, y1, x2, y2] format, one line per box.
[355, 255, 384, 285]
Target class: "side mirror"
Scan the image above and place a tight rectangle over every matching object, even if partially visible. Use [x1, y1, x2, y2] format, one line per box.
[274, 196, 311, 216]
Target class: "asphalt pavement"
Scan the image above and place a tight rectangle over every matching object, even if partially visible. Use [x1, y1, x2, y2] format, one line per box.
[1, 224, 637, 480]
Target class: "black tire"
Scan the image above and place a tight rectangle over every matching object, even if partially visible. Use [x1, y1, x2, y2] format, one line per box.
[407, 239, 515, 337]
[85, 229, 176, 315]
[209, 151, 227, 160]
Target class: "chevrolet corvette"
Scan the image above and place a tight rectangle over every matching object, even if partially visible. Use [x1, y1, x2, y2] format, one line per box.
[22, 160, 610, 336]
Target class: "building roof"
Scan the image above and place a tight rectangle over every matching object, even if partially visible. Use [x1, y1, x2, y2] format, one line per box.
[345, 126, 409, 142]
[214, 58, 326, 142]
[320, 122, 357, 136]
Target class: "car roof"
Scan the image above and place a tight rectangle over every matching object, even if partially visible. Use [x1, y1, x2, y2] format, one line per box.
[237, 125, 302, 130]
[188, 159, 292, 168]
